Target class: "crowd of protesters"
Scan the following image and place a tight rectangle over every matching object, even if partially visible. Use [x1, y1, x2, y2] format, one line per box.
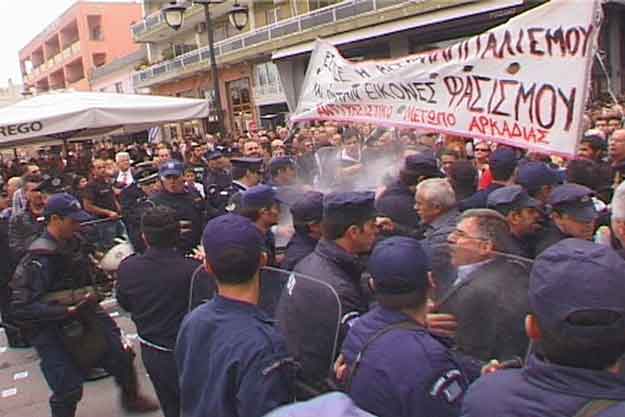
[2, 96, 625, 417]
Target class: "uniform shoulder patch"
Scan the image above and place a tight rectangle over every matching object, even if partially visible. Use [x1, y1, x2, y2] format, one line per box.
[429, 369, 464, 403]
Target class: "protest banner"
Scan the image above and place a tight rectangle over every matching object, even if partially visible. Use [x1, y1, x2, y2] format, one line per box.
[291, 0, 603, 157]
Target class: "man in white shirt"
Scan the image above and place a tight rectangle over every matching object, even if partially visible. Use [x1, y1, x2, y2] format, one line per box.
[116, 152, 134, 187]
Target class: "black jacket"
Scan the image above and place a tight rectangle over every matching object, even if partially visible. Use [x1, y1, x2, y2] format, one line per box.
[275, 239, 369, 388]
[150, 190, 204, 254]
[436, 256, 531, 362]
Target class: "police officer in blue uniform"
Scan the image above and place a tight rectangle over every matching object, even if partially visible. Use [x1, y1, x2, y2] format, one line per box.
[119, 166, 159, 253]
[8, 193, 158, 417]
[487, 185, 543, 258]
[150, 161, 204, 255]
[176, 214, 294, 417]
[461, 239, 625, 417]
[226, 157, 264, 213]
[378, 152, 443, 231]
[239, 185, 285, 267]
[275, 191, 378, 397]
[515, 161, 560, 205]
[533, 184, 598, 256]
[341, 237, 470, 417]
[282, 191, 324, 271]
[458, 148, 518, 211]
[204, 150, 235, 219]
[117, 206, 209, 417]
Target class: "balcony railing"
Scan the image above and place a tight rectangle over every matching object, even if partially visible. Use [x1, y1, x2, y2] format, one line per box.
[131, 9, 165, 38]
[133, 0, 408, 86]
[25, 41, 81, 82]
[255, 82, 284, 97]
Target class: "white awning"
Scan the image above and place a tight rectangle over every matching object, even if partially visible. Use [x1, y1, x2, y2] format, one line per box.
[272, 0, 524, 60]
[0, 91, 210, 148]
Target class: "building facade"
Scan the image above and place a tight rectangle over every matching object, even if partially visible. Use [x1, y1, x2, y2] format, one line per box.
[130, 0, 625, 135]
[19, 1, 142, 94]
[90, 48, 148, 94]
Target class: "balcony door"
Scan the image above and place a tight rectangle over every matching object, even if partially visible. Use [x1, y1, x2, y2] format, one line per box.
[227, 78, 254, 134]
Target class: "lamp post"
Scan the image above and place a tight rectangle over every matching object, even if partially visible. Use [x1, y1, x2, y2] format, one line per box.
[162, 1, 249, 137]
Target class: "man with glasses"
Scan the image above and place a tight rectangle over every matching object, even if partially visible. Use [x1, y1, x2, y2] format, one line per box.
[436, 209, 530, 362]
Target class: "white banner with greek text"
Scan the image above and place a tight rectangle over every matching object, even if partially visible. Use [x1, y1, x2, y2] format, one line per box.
[291, 0, 603, 157]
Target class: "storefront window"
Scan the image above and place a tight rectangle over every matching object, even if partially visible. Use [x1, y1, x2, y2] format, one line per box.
[228, 78, 254, 134]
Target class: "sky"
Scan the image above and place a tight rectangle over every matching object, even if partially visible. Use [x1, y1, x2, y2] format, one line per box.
[0, 0, 138, 88]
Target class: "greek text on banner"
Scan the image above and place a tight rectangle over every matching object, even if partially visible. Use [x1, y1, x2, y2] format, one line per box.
[291, 0, 603, 157]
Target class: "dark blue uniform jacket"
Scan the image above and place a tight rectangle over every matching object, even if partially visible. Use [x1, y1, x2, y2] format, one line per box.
[281, 231, 317, 271]
[116, 247, 202, 349]
[176, 295, 292, 417]
[461, 355, 625, 417]
[342, 306, 469, 417]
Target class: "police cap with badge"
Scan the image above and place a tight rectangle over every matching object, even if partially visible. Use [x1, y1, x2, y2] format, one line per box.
[44, 193, 92, 222]
[159, 160, 185, 178]
[135, 166, 159, 187]
[547, 183, 597, 222]
[487, 185, 542, 216]
[35, 174, 67, 194]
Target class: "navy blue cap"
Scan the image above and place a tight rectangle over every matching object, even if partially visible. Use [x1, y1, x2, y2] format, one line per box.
[323, 191, 376, 222]
[202, 214, 265, 266]
[404, 152, 438, 172]
[159, 160, 184, 177]
[487, 185, 541, 216]
[230, 157, 263, 170]
[269, 156, 296, 171]
[136, 167, 159, 185]
[291, 191, 324, 223]
[375, 194, 418, 227]
[548, 183, 597, 222]
[530, 239, 625, 339]
[206, 150, 224, 161]
[517, 162, 560, 193]
[44, 192, 91, 222]
[368, 237, 431, 295]
[35, 175, 64, 193]
[489, 148, 518, 172]
[241, 184, 283, 210]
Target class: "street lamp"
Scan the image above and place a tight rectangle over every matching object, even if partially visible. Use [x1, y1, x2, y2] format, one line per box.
[161, 0, 249, 137]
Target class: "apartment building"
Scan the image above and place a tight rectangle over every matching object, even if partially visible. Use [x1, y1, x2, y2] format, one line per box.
[131, 0, 625, 137]
[19, 1, 142, 93]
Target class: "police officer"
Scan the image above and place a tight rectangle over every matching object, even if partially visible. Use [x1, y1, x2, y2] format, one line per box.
[275, 191, 378, 397]
[378, 153, 443, 229]
[267, 156, 297, 188]
[117, 206, 209, 417]
[120, 167, 159, 253]
[281, 191, 323, 271]
[204, 150, 234, 219]
[461, 239, 625, 417]
[533, 184, 598, 256]
[8, 193, 158, 417]
[239, 185, 284, 267]
[176, 214, 293, 417]
[487, 185, 543, 258]
[150, 160, 204, 255]
[515, 161, 560, 205]
[340, 237, 470, 417]
[227, 157, 264, 213]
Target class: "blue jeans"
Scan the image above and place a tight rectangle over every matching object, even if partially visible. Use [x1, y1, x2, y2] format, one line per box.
[31, 309, 132, 417]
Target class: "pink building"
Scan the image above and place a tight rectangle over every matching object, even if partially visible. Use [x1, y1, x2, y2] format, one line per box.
[19, 1, 142, 93]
